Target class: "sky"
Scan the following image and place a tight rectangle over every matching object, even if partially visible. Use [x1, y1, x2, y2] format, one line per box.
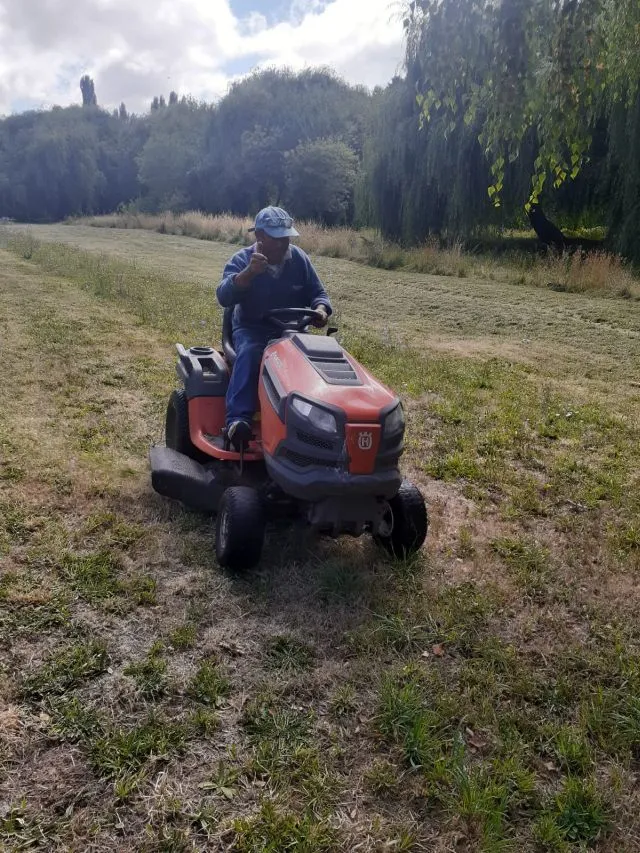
[0, 0, 406, 115]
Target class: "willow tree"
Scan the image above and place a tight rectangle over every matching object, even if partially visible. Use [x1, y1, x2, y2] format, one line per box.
[405, 0, 640, 257]
[360, 76, 494, 243]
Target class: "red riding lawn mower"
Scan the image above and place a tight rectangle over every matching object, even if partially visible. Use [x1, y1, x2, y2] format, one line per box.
[150, 307, 428, 569]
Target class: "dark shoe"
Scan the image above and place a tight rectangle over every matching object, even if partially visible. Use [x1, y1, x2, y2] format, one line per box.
[227, 419, 252, 450]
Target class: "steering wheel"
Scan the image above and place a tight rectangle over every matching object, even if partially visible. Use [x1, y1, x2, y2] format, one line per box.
[262, 307, 324, 331]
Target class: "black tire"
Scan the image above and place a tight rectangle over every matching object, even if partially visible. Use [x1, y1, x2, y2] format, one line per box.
[165, 389, 207, 462]
[375, 480, 428, 559]
[215, 486, 265, 570]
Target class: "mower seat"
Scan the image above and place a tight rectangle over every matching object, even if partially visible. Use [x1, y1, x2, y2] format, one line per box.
[222, 306, 236, 367]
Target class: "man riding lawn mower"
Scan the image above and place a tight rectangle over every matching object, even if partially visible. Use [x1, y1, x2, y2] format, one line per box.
[149, 207, 428, 569]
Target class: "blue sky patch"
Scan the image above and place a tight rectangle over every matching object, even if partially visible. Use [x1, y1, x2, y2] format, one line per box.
[229, 0, 332, 28]
[229, 0, 291, 27]
[223, 53, 266, 77]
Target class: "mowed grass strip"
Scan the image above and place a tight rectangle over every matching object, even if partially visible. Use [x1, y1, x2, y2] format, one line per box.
[78, 209, 640, 299]
[6, 222, 640, 392]
[0, 237, 639, 850]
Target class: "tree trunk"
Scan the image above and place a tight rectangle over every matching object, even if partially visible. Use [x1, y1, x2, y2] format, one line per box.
[527, 204, 565, 251]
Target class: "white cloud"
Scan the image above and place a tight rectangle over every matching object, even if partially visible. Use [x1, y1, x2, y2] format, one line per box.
[0, 0, 405, 115]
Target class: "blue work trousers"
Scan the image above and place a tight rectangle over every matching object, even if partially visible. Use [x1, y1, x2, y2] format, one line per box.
[225, 327, 274, 427]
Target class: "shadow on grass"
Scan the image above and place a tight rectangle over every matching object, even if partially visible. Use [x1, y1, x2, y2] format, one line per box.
[155, 493, 425, 642]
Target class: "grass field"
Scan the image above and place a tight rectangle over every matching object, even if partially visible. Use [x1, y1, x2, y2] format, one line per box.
[1, 223, 639, 851]
[80, 211, 639, 300]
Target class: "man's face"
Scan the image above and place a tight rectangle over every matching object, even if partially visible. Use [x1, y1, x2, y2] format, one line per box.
[257, 230, 290, 264]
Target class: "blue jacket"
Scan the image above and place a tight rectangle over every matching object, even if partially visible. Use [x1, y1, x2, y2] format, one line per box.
[216, 244, 332, 334]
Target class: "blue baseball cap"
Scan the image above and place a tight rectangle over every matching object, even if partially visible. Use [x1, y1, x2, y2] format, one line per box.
[249, 206, 300, 238]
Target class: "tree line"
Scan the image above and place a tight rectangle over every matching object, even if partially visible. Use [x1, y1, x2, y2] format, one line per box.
[0, 1, 638, 262]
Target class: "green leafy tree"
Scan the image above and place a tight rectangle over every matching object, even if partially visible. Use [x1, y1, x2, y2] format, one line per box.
[137, 100, 209, 209]
[239, 125, 286, 209]
[284, 138, 358, 224]
[0, 106, 144, 221]
[360, 76, 493, 242]
[404, 0, 640, 256]
[192, 68, 370, 216]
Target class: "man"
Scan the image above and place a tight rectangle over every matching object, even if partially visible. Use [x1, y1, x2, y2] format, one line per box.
[216, 206, 333, 448]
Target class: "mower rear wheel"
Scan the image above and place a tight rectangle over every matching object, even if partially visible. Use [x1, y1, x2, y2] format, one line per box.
[165, 389, 207, 462]
[375, 480, 428, 559]
[215, 486, 265, 570]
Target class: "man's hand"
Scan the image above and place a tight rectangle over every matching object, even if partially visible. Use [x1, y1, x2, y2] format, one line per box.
[249, 242, 269, 276]
[311, 305, 329, 328]
[235, 242, 268, 289]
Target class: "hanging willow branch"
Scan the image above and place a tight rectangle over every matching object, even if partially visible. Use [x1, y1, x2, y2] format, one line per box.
[406, 0, 640, 211]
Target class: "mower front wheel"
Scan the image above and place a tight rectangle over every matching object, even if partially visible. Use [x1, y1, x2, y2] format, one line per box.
[215, 486, 265, 571]
[375, 480, 428, 559]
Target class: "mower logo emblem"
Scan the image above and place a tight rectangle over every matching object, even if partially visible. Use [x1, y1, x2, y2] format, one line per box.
[270, 353, 284, 371]
[357, 431, 373, 451]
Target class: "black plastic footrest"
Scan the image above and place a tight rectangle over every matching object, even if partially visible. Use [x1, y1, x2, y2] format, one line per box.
[149, 446, 223, 512]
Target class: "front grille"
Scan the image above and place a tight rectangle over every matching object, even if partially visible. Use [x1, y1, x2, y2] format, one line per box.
[296, 430, 334, 450]
[284, 449, 336, 468]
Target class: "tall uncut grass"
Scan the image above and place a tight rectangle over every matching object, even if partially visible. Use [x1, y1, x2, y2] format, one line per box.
[75, 210, 639, 299]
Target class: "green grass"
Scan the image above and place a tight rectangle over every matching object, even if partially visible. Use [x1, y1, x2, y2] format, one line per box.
[0, 807, 50, 850]
[186, 658, 231, 706]
[189, 707, 220, 736]
[372, 654, 617, 847]
[89, 714, 189, 778]
[4, 232, 217, 341]
[47, 695, 105, 742]
[168, 622, 198, 650]
[0, 595, 70, 641]
[72, 210, 640, 300]
[241, 695, 337, 809]
[328, 684, 357, 719]
[0, 499, 36, 551]
[364, 758, 406, 796]
[20, 640, 109, 699]
[125, 573, 158, 606]
[232, 801, 338, 852]
[59, 549, 123, 600]
[375, 667, 458, 772]
[550, 724, 594, 773]
[79, 510, 146, 549]
[349, 333, 640, 530]
[124, 645, 169, 698]
[535, 777, 610, 847]
[198, 759, 241, 799]
[491, 536, 552, 599]
[351, 582, 497, 657]
[264, 635, 315, 672]
[59, 549, 157, 608]
[1, 230, 639, 850]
